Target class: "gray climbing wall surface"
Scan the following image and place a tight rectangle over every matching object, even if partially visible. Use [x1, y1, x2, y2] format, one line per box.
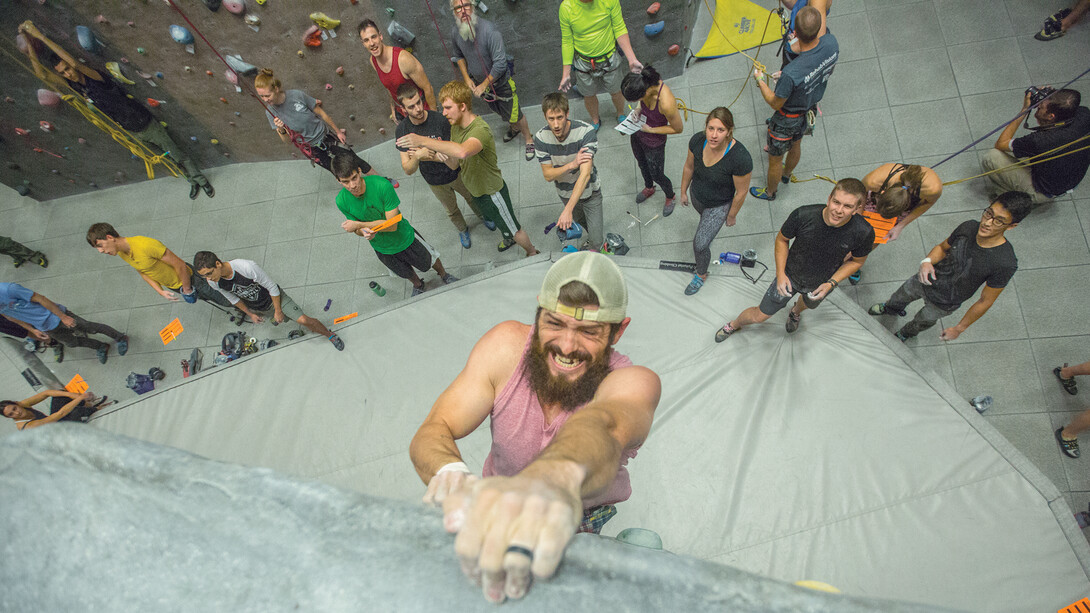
[2, 0, 696, 201]
[0, 425, 951, 612]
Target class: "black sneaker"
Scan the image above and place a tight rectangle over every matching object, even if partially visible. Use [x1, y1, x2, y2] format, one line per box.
[33, 252, 48, 268]
[868, 302, 906, 317]
[714, 322, 738, 343]
[116, 335, 129, 356]
[785, 311, 800, 334]
[497, 237, 515, 252]
[53, 343, 64, 363]
[894, 330, 911, 342]
[202, 182, 215, 198]
[328, 333, 345, 351]
[1056, 427, 1080, 459]
[503, 128, 519, 143]
[1035, 19, 1065, 41]
[96, 346, 109, 364]
[1055, 364, 1078, 395]
[189, 183, 201, 200]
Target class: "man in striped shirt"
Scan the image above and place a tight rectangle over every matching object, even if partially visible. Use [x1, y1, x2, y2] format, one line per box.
[533, 93, 604, 251]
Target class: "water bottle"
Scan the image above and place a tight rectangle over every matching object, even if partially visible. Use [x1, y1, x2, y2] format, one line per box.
[719, 251, 742, 264]
[369, 281, 386, 297]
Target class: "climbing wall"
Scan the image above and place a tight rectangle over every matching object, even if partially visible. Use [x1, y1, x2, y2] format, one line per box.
[1, 0, 695, 201]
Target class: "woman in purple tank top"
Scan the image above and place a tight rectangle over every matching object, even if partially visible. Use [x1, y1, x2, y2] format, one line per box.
[621, 66, 684, 217]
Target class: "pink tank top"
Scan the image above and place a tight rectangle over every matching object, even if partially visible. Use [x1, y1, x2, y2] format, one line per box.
[635, 87, 668, 148]
[483, 329, 638, 509]
[371, 47, 428, 113]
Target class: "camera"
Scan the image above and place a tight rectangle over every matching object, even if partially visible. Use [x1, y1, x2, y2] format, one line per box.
[1026, 86, 1055, 106]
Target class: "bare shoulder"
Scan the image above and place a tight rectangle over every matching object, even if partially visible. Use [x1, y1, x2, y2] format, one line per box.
[922, 167, 944, 196]
[399, 49, 421, 71]
[471, 320, 531, 378]
[600, 364, 661, 400]
[862, 163, 892, 188]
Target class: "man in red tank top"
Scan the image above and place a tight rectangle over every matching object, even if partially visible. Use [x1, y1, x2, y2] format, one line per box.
[409, 252, 661, 604]
[359, 19, 436, 123]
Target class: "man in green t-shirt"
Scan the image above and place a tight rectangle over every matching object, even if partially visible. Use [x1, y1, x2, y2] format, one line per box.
[332, 155, 458, 297]
[395, 81, 538, 257]
[558, 0, 642, 128]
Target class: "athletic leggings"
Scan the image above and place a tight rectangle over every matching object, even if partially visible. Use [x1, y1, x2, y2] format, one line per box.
[630, 136, 674, 198]
[691, 194, 730, 276]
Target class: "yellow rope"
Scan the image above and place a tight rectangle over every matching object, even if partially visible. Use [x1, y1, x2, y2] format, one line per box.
[0, 32, 182, 180]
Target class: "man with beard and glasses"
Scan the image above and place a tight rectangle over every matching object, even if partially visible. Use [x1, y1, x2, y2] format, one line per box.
[409, 252, 660, 604]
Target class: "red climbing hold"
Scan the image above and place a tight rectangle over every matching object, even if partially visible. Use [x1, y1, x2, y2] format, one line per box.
[220, 97, 228, 103]
[647, 2, 660, 15]
[325, 83, 333, 90]
[304, 25, 323, 48]
[206, 70, 214, 76]
[336, 66, 345, 76]
[668, 44, 681, 56]
[146, 98, 161, 107]
[15, 128, 29, 136]
[39, 121, 55, 132]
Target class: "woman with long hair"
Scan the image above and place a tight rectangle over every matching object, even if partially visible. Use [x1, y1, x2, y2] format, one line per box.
[2, 390, 114, 431]
[678, 107, 753, 295]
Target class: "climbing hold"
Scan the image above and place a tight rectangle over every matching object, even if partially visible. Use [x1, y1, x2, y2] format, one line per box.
[184, 65, 193, 72]
[297, 50, 305, 58]
[234, 111, 241, 117]
[348, 114, 355, 121]
[127, 20, 135, 27]
[387, 21, 415, 48]
[190, 136, 198, 141]
[95, 14, 109, 25]
[219, 97, 228, 103]
[78, 137, 87, 144]
[325, 83, 333, 90]
[206, 70, 214, 76]
[256, 0, 266, 4]
[40, 121, 55, 133]
[348, 84, 355, 90]
[120, 57, 130, 64]
[210, 138, 220, 145]
[225, 70, 238, 85]
[378, 127, 386, 135]
[50, 169, 59, 174]
[228, 121, 236, 126]
[386, 7, 395, 17]
[647, 2, 660, 15]
[359, 128, 366, 134]
[224, 152, 230, 157]
[336, 66, 345, 76]
[303, 25, 323, 48]
[7, 162, 19, 170]
[75, 26, 97, 53]
[15, 128, 29, 136]
[137, 47, 146, 54]
[170, 25, 194, 45]
[37, 89, 61, 107]
[224, 55, 258, 76]
[244, 14, 260, 28]
[16, 185, 30, 196]
[644, 21, 665, 37]
[223, 0, 246, 15]
[137, 71, 153, 79]
[5, 97, 14, 103]
[106, 62, 135, 84]
[88, 182, 98, 188]
[156, 71, 164, 79]
[203, 0, 221, 11]
[668, 43, 681, 56]
[146, 98, 161, 107]
[309, 12, 341, 30]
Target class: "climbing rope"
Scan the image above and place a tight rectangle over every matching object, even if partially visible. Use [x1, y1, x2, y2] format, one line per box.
[0, 37, 183, 180]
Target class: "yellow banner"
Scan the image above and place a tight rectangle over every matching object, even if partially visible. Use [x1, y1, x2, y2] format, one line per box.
[695, 0, 782, 59]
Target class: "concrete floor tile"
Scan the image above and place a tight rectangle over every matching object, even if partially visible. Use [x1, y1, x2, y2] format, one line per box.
[265, 193, 319, 245]
[959, 88, 1028, 152]
[1014, 265, 1090, 338]
[184, 210, 231, 256]
[824, 108, 901, 168]
[1017, 32, 1090, 86]
[592, 144, 638, 199]
[307, 232, 362, 286]
[273, 161, 322, 199]
[826, 11, 877, 60]
[92, 267, 160, 312]
[909, 343, 955, 387]
[684, 55, 752, 87]
[987, 412, 1070, 492]
[1010, 202, 1090, 270]
[869, 2, 944, 55]
[1030, 336, 1090, 413]
[820, 58, 888, 116]
[948, 38, 1031, 96]
[935, 277, 1029, 343]
[849, 224, 926, 285]
[949, 339, 1045, 414]
[691, 80, 757, 129]
[880, 48, 957, 107]
[892, 99, 973, 158]
[935, 0, 1015, 45]
[224, 203, 274, 250]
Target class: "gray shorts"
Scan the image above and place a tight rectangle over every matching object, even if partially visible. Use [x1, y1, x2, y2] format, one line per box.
[252, 290, 306, 322]
[766, 109, 807, 157]
[572, 49, 624, 96]
[758, 279, 826, 316]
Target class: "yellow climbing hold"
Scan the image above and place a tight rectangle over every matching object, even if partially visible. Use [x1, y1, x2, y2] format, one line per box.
[210, 138, 220, 145]
[105, 62, 135, 85]
[309, 12, 341, 30]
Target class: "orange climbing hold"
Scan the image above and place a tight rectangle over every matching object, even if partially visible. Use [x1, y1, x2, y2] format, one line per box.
[647, 2, 660, 15]
[668, 44, 681, 56]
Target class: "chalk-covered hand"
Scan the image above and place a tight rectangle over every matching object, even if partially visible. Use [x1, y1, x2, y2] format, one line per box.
[918, 261, 937, 285]
[423, 462, 478, 506]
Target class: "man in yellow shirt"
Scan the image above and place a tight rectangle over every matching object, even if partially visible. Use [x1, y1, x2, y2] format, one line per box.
[558, 0, 642, 129]
[85, 223, 238, 317]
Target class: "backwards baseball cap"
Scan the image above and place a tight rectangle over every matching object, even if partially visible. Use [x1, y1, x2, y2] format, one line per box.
[538, 252, 628, 323]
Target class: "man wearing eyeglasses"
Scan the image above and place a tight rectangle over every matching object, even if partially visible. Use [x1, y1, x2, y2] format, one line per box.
[868, 191, 1032, 342]
[449, 0, 535, 161]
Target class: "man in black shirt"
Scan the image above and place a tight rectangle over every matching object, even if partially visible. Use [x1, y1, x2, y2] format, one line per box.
[869, 191, 1031, 342]
[19, 22, 213, 201]
[983, 88, 1090, 204]
[394, 84, 488, 250]
[714, 178, 873, 342]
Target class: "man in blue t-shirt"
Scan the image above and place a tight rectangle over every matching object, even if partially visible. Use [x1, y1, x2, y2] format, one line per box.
[749, 6, 839, 201]
[0, 282, 127, 364]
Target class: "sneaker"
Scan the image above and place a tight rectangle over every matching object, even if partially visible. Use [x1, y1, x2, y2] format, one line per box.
[503, 128, 519, 143]
[617, 114, 626, 124]
[328, 333, 345, 351]
[786, 310, 800, 333]
[1056, 427, 1081, 459]
[386, 177, 400, 189]
[781, 174, 793, 185]
[894, 330, 911, 342]
[525, 143, 536, 161]
[750, 186, 776, 201]
[483, 219, 497, 231]
[53, 344, 64, 363]
[189, 183, 200, 200]
[201, 182, 215, 198]
[714, 322, 738, 343]
[441, 273, 459, 284]
[33, 252, 48, 268]
[591, 122, 601, 131]
[683, 274, 706, 295]
[635, 187, 656, 203]
[848, 271, 861, 285]
[1055, 364, 1079, 395]
[411, 285, 426, 297]
[459, 229, 472, 249]
[96, 346, 109, 364]
[497, 237, 515, 252]
[116, 335, 129, 356]
[1035, 20, 1065, 41]
[868, 302, 906, 317]
[662, 197, 675, 217]
[12, 258, 24, 268]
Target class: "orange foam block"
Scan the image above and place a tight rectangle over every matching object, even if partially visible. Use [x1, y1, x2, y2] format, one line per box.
[65, 374, 89, 394]
[369, 213, 403, 233]
[159, 318, 184, 345]
[333, 312, 358, 324]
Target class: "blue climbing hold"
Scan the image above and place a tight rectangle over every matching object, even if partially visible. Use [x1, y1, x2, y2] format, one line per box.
[190, 136, 198, 141]
[644, 21, 665, 37]
[170, 24, 194, 45]
[155, 72, 164, 79]
[75, 26, 97, 53]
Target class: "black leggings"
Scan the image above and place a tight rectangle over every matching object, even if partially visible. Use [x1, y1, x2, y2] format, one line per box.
[630, 136, 674, 198]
